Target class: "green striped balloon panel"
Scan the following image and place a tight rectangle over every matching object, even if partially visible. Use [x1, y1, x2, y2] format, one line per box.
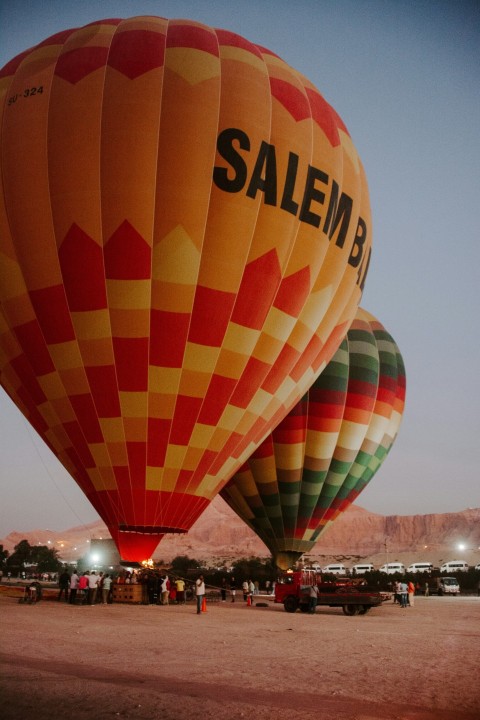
[221, 308, 405, 568]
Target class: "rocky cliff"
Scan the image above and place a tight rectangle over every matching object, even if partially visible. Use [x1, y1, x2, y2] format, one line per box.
[2, 497, 479, 568]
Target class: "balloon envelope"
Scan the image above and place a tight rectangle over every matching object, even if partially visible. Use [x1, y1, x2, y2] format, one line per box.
[0, 17, 371, 560]
[221, 308, 406, 569]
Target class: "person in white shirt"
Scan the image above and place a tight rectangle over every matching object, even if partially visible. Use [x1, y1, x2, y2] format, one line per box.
[88, 571, 100, 605]
[69, 569, 79, 604]
[195, 575, 205, 614]
[102, 574, 112, 604]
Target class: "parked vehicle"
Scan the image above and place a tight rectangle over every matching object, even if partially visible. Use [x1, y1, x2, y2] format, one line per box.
[440, 560, 469, 573]
[352, 564, 375, 575]
[379, 562, 405, 574]
[428, 577, 460, 596]
[274, 569, 384, 615]
[322, 563, 348, 575]
[406, 562, 434, 574]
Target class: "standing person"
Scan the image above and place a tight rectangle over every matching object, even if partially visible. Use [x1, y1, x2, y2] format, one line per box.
[408, 580, 415, 607]
[102, 574, 112, 604]
[78, 571, 89, 604]
[88, 570, 100, 605]
[69, 568, 79, 604]
[58, 568, 70, 602]
[229, 576, 237, 603]
[220, 577, 227, 602]
[175, 577, 185, 604]
[242, 580, 248, 602]
[400, 580, 408, 608]
[195, 575, 205, 614]
[97, 572, 105, 599]
[309, 582, 319, 614]
[424, 581, 429, 597]
[161, 575, 169, 605]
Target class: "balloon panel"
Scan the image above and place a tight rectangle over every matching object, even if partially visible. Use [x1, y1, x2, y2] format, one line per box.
[0, 18, 371, 560]
[221, 308, 405, 568]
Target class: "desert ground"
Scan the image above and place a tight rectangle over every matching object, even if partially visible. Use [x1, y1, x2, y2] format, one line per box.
[0, 591, 479, 720]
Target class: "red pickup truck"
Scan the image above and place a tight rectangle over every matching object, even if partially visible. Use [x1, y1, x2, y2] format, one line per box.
[275, 570, 384, 616]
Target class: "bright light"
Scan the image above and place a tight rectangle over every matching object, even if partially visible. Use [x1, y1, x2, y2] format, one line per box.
[141, 558, 154, 568]
[91, 553, 100, 563]
[457, 543, 466, 551]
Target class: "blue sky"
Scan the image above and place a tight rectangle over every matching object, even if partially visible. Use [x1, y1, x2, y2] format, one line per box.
[0, 0, 479, 536]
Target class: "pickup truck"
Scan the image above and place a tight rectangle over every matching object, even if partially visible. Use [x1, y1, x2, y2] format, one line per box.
[275, 570, 384, 615]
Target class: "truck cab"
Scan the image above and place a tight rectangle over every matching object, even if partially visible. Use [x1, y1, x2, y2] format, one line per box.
[429, 577, 460, 596]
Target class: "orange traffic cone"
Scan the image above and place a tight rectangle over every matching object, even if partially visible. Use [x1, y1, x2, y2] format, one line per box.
[247, 594, 251, 606]
[201, 596, 207, 613]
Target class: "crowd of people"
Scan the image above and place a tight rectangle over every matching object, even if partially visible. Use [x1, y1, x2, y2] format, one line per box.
[51, 568, 272, 607]
[392, 579, 417, 607]
[57, 568, 114, 605]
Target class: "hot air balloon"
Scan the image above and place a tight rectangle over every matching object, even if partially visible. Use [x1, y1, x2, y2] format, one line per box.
[0, 17, 371, 561]
[221, 309, 406, 570]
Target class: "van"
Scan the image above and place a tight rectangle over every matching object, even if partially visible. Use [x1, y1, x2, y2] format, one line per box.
[379, 562, 405, 574]
[322, 563, 348, 575]
[440, 560, 469, 573]
[406, 562, 434, 574]
[352, 564, 375, 575]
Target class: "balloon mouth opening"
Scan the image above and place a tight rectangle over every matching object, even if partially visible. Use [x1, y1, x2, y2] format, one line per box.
[118, 524, 185, 534]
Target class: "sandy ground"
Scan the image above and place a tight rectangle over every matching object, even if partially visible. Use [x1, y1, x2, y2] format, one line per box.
[0, 591, 479, 720]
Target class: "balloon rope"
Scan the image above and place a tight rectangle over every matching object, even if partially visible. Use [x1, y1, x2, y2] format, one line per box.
[20, 413, 98, 533]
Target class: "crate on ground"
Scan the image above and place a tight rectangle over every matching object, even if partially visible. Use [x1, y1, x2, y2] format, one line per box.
[112, 584, 144, 604]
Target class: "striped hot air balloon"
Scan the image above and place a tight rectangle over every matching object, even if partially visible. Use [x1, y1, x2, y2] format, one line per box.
[0, 17, 371, 561]
[221, 309, 406, 570]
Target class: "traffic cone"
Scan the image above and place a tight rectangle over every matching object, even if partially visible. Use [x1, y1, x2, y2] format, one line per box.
[201, 596, 207, 613]
[247, 594, 251, 606]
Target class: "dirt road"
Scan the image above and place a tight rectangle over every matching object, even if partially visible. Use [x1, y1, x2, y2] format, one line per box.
[1, 593, 479, 720]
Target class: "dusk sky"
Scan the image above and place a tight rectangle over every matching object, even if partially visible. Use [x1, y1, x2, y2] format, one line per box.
[0, 0, 479, 538]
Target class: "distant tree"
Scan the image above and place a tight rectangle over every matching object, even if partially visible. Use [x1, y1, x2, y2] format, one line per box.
[31, 545, 62, 573]
[230, 556, 276, 584]
[7, 539, 61, 574]
[0, 544, 9, 568]
[7, 539, 32, 569]
[170, 555, 201, 574]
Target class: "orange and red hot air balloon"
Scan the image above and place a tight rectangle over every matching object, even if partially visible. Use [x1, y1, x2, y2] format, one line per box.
[0, 17, 371, 560]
